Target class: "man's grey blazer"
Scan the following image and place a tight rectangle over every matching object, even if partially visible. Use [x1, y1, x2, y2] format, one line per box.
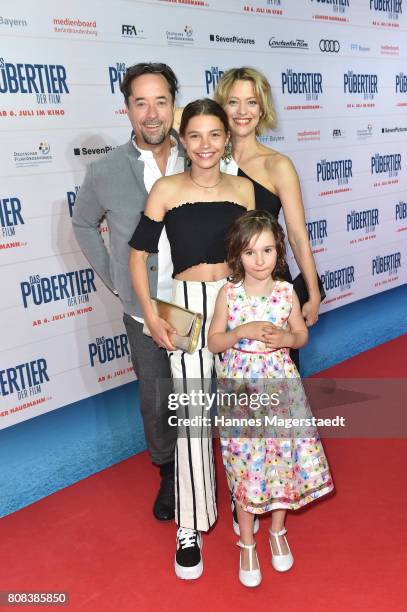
[72, 132, 185, 317]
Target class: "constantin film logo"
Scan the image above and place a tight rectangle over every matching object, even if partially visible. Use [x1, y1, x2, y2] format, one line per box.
[269, 37, 308, 50]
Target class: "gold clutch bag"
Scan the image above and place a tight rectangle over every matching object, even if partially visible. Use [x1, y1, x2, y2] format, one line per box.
[143, 298, 203, 354]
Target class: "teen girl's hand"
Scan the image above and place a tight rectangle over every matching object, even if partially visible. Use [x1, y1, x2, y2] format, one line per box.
[146, 315, 177, 351]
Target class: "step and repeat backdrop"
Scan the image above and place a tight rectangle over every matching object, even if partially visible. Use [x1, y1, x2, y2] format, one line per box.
[1, 0, 406, 428]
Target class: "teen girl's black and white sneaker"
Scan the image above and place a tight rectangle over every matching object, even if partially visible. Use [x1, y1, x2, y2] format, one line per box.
[232, 498, 259, 536]
[175, 527, 203, 580]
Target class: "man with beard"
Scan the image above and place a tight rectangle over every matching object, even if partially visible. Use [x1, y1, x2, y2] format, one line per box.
[72, 63, 185, 521]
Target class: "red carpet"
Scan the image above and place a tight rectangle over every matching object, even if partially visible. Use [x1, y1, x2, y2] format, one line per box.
[1, 335, 406, 611]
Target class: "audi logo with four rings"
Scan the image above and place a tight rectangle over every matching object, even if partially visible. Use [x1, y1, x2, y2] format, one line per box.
[319, 39, 340, 53]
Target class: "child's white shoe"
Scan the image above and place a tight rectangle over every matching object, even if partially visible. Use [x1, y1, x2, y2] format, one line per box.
[236, 540, 262, 587]
[232, 498, 259, 536]
[269, 527, 294, 572]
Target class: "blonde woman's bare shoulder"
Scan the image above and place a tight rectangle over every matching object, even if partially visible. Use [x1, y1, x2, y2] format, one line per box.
[265, 151, 296, 173]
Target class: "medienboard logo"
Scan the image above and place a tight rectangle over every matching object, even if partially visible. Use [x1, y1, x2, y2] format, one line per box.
[0, 15, 28, 28]
[73, 145, 116, 156]
[269, 37, 308, 50]
[210, 33, 255, 45]
[53, 17, 97, 37]
[121, 24, 146, 39]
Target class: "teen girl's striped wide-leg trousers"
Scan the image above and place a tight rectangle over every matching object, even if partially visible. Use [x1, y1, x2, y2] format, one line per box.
[168, 278, 226, 532]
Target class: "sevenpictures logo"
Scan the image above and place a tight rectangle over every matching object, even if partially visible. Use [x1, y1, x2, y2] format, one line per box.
[269, 37, 308, 50]
[210, 33, 255, 46]
[204, 66, 224, 94]
[382, 126, 407, 134]
[73, 145, 116, 157]
[319, 39, 340, 53]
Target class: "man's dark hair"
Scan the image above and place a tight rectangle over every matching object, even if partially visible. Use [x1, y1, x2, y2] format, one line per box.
[120, 62, 179, 106]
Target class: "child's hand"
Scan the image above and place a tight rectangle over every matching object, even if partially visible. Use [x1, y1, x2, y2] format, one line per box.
[263, 327, 293, 350]
[238, 321, 276, 342]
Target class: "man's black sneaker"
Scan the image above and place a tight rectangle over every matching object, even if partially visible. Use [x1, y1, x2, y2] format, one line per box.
[174, 527, 203, 580]
[153, 474, 175, 521]
[232, 498, 259, 536]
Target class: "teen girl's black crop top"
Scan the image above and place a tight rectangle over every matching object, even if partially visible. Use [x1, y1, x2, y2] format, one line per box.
[129, 201, 247, 276]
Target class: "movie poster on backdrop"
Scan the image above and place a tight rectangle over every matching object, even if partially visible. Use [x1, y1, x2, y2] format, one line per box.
[1, 0, 406, 428]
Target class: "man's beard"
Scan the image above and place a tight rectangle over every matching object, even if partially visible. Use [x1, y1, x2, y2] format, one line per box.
[140, 124, 167, 145]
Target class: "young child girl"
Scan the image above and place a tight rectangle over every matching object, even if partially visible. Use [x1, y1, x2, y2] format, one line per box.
[208, 210, 334, 588]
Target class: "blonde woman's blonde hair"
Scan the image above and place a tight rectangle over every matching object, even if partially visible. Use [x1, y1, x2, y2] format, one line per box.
[214, 67, 277, 135]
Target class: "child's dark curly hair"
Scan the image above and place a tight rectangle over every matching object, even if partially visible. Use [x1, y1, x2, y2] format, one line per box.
[226, 210, 288, 284]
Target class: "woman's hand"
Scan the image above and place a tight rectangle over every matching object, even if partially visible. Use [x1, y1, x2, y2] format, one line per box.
[302, 296, 320, 327]
[146, 316, 177, 351]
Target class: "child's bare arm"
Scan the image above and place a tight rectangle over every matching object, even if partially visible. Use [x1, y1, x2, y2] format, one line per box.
[264, 290, 308, 350]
